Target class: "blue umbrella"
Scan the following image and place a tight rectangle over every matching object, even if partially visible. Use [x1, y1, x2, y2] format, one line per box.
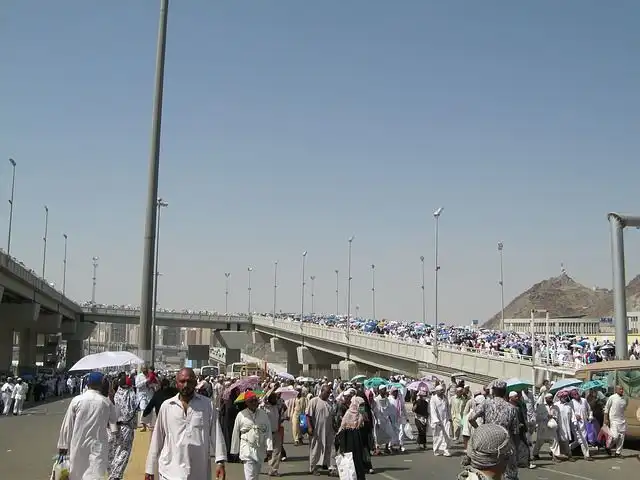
[505, 378, 533, 393]
[549, 378, 582, 393]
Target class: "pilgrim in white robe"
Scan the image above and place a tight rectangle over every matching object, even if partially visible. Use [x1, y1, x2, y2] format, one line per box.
[570, 397, 592, 458]
[231, 407, 273, 480]
[532, 402, 559, 456]
[145, 393, 227, 480]
[605, 393, 627, 455]
[57, 388, 118, 480]
[372, 396, 395, 448]
[550, 401, 573, 458]
[429, 394, 452, 456]
[306, 396, 335, 472]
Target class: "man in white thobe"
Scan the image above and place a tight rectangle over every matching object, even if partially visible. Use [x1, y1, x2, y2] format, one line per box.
[388, 386, 407, 452]
[145, 368, 226, 480]
[429, 385, 452, 457]
[11, 378, 29, 415]
[306, 385, 336, 475]
[1, 377, 14, 415]
[136, 367, 153, 431]
[57, 372, 117, 480]
[231, 391, 273, 480]
[551, 392, 573, 459]
[532, 393, 559, 460]
[570, 390, 593, 460]
[604, 385, 627, 457]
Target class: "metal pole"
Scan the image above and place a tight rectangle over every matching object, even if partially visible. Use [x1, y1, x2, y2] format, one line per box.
[347, 237, 354, 338]
[420, 256, 426, 325]
[433, 208, 442, 355]
[247, 267, 253, 315]
[151, 198, 167, 367]
[42, 205, 49, 278]
[301, 252, 307, 328]
[273, 261, 278, 324]
[334, 269, 339, 316]
[609, 214, 629, 360]
[498, 242, 505, 331]
[7, 158, 16, 255]
[371, 264, 376, 321]
[62, 234, 68, 295]
[138, 0, 169, 364]
[225, 272, 230, 314]
[545, 311, 550, 379]
[91, 256, 99, 304]
[310, 275, 316, 315]
[530, 309, 536, 392]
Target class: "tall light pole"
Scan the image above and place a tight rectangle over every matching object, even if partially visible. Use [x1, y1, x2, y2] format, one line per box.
[347, 236, 354, 337]
[334, 269, 339, 316]
[247, 267, 253, 315]
[420, 256, 426, 325]
[42, 205, 49, 278]
[62, 233, 68, 295]
[301, 251, 307, 327]
[310, 275, 316, 315]
[224, 272, 231, 314]
[151, 198, 168, 366]
[6, 158, 16, 255]
[371, 264, 376, 321]
[498, 241, 505, 331]
[433, 207, 443, 355]
[273, 261, 278, 324]
[138, 0, 169, 364]
[91, 256, 99, 304]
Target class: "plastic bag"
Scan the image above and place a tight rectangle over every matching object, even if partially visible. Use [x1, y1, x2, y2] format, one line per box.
[335, 452, 357, 480]
[299, 413, 309, 434]
[585, 419, 600, 445]
[546, 418, 558, 430]
[403, 422, 415, 441]
[598, 424, 614, 449]
[50, 456, 70, 480]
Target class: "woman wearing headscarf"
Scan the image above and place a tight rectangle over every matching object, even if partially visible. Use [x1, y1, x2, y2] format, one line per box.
[412, 388, 430, 450]
[458, 424, 514, 480]
[335, 396, 368, 480]
[356, 390, 375, 474]
[108, 375, 138, 480]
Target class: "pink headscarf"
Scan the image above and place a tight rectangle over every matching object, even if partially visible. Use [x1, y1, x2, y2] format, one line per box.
[339, 396, 365, 432]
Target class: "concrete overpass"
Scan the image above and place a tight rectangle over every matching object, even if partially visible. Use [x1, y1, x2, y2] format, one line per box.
[251, 316, 577, 385]
[82, 307, 250, 329]
[0, 250, 93, 373]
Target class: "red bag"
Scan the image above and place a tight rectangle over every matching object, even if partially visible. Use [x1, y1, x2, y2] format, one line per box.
[598, 424, 614, 448]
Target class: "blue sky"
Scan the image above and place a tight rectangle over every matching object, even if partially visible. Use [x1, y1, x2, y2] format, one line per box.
[1, 1, 639, 324]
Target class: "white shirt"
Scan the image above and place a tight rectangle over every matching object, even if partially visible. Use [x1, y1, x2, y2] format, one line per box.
[1, 382, 13, 396]
[605, 393, 627, 432]
[135, 373, 151, 399]
[145, 393, 226, 480]
[231, 407, 273, 463]
[57, 389, 117, 480]
[12, 383, 28, 400]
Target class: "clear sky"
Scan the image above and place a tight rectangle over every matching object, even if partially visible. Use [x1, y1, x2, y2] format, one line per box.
[1, 1, 639, 324]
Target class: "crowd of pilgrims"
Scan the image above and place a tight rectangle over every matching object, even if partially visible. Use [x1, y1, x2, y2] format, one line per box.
[47, 365, 630, 480]
[1, 374, 82, 415]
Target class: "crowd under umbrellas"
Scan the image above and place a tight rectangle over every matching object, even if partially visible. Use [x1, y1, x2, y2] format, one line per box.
[38, 342, 632, 480]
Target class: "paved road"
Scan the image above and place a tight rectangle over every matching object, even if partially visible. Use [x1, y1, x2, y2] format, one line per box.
[1, 397, 638, 480]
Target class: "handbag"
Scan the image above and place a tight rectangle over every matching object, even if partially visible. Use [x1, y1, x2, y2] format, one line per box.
[546, 418, 558, 430]
[50, 455, 70, 480]
[335, 452, 357, 480]
[403, 422, 415, 440]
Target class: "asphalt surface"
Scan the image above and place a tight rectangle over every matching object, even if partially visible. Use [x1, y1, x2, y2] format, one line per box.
[1, 397, 638, 480]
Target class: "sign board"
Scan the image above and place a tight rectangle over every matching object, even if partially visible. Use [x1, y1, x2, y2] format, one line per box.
[187, 344, 210, 361]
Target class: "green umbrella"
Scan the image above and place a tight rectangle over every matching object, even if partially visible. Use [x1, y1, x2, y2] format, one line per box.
[505, 378, 533, 394]
[351, 374, 367, 382]
[364, 377, 389, 389]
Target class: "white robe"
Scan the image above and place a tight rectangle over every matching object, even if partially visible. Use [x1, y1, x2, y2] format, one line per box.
[230, 407, 273, 480]
[372, 396, 395, 446]
[57, 389, 117, 480]
[388, 395, 405, 446]
[554, 401, 573, 443]
[145, 393, 227, 480]
[429, 394, 452, 454]
[604, 393, 627, 454]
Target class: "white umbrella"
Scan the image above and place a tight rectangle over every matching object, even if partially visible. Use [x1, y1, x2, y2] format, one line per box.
[277, 372, 295, 381]
[69, 351, 144, 371]
[275, 385, 298, 401]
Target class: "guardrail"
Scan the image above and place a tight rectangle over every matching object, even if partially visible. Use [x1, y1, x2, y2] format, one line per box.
[252, 316, 577, 374]
[82, 307, 249, 322]
[0, 250, 82, 310]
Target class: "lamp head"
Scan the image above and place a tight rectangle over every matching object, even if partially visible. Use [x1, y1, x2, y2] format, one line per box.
[9, 158, 16, 167]
[497, 242, 504, 251]
[420, 255, 424, 262]
[302, 251, 307, 257]
[433, 207, 443, 217]
[348, 236, 355, 243]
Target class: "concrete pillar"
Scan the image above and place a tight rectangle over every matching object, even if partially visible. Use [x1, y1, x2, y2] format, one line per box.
[286, 348, 302, 377]
[339, 360, 358, 380]
[66, 339, 83, 369]
[0, 327, 13, 372]
[225, 348, 241, 364]
[18, 328, 36, 371]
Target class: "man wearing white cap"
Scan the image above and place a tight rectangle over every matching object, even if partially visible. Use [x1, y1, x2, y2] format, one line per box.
[11, 377, 29, 415]
[388, 386, 406, 452]
[429, 384, 452, 456]
[532, 393, 559, 461]
[373, 386, 395, 454]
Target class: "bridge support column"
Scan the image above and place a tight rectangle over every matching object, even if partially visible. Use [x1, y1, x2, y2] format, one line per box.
[0, 327, 13, 372]
[225, 349, 241, 365]
[270, 338, 301, 376]
[66, 339, 83, 369]
[18, 328, 36, 371]
[339, 360, 358, 380]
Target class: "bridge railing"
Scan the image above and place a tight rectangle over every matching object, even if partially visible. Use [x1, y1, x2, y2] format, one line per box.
[253, 316, 577, 374]
[82, 306, 249, 322]
[0, 250, 81, 310]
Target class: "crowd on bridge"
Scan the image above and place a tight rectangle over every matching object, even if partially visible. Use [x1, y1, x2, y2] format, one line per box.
[47, 361, 632, 480]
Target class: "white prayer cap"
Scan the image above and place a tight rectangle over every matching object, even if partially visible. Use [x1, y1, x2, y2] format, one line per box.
[508, 391, 518, 398]
[544, 393, 553, 398]
[379, 385, 388, 391]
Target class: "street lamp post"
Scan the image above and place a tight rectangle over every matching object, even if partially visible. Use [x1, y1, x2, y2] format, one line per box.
[42, 205, 49, 278]
[62, 234, 68, 295]
[420, 256, 426, 325]
[310, 275, 316, 315]
[247, 267, 253, 316]
[433, 207, 443, 356]
[334, 269, 339, 316]
[371, 264, 376, 321]
[347, 236, 354, 338]
[224, 272, 231, 314]
[301, 252, 307, 329]
[91, 256, 99, 353]
[498, 242, 505, 331]
[151, 198, 168, 366]
[273, 261, 278, 324]
[6, 158, 16, 255]
[138, 0, 169, 364]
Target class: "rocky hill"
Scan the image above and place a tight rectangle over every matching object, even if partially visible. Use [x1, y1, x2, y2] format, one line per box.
[592, 273, 640, 316]
[483, 273, 612, 329]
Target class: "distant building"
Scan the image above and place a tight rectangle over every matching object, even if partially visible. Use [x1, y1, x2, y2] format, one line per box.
[504, 312, 640, 336]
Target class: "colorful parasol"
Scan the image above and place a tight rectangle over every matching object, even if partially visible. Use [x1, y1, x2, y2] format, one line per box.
[234, 389, 265, 403]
